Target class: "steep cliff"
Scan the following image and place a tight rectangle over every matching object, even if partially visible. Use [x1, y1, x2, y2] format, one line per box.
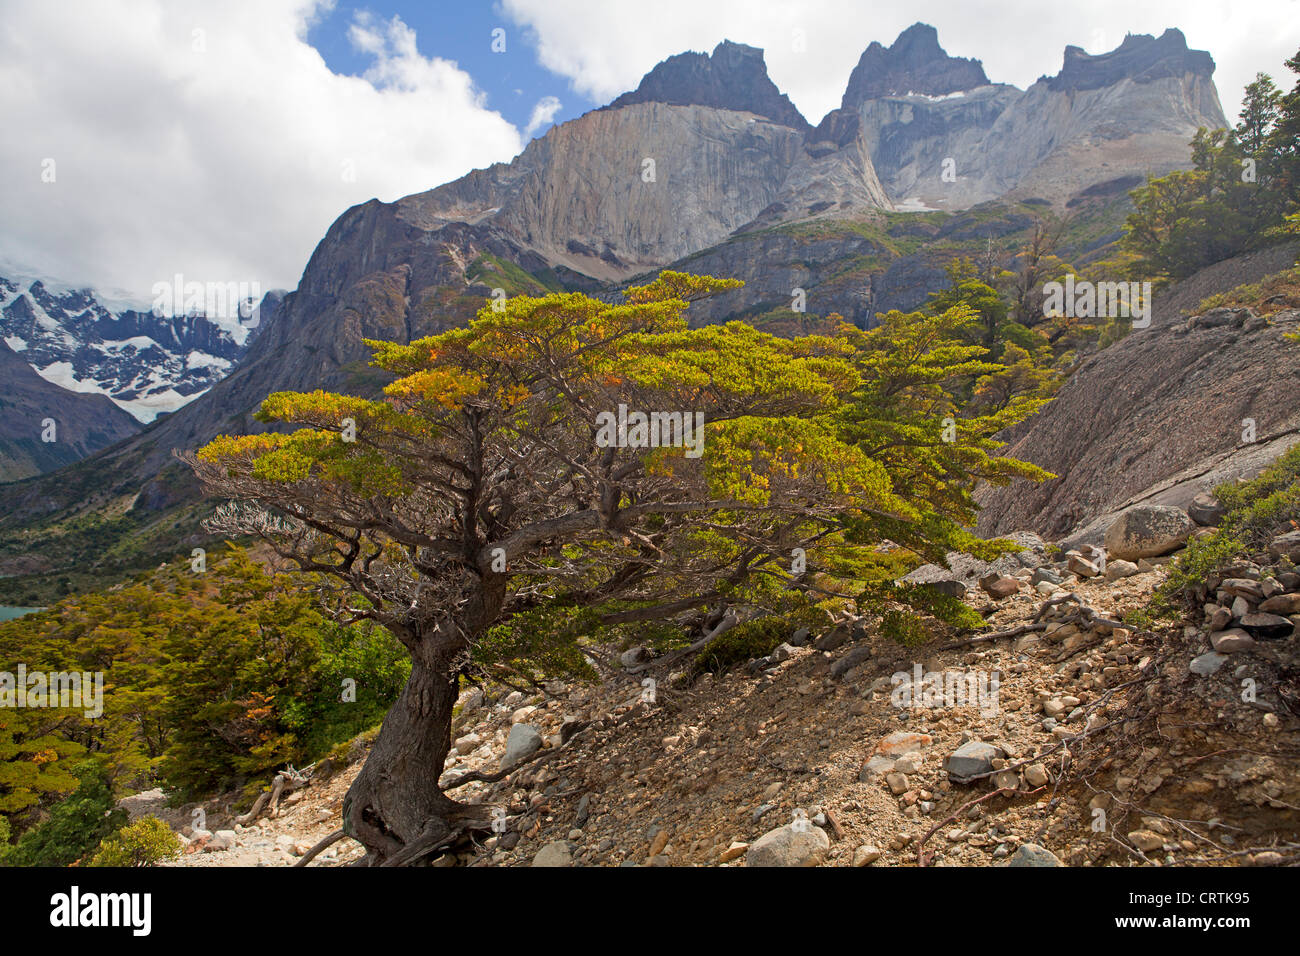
[607, 40, 810, 131]
[834, 26, 1225, 211]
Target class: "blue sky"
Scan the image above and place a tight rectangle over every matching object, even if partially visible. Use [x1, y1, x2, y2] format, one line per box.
[307, 1, 597, 137]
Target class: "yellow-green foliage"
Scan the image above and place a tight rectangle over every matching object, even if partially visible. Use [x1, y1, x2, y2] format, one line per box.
[191, 270, 1050, 697]
[0, 547, 407, 816]
[89, 816, 181, 867]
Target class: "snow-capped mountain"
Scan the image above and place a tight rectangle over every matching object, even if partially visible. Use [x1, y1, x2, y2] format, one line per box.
[0, 277, 281, 423]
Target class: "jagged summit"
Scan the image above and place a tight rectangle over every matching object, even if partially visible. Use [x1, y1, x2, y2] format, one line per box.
[1047, 28, 1216, 91]
[606, 40, 810, 131]
[841, 23, 990, 108]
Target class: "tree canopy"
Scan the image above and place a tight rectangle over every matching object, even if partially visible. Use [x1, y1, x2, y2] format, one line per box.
[187, 271, 1048, 864]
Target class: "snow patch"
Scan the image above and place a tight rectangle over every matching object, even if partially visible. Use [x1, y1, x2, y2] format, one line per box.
[4, 335, 27, 351]
[33, 361, 205, 423]
[900, 90, 970, 102]
[102, 336, 163, 351]
[894, 196, 941, 213]
[186, 350, 231, 371]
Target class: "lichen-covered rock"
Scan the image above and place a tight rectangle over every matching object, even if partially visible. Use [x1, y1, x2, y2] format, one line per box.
[1104, 506, 1195, 560]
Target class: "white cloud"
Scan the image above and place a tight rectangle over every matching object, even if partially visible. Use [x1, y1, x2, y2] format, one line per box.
[0, 0, 524, 305]
[523, 95, 564, 139]
[502, 0, 1300, 129]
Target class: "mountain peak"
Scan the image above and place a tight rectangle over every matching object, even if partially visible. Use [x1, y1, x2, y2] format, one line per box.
[841, 22, 989, 108]
[606, 40, 810, 131]
[1046, 28, 1215, 91]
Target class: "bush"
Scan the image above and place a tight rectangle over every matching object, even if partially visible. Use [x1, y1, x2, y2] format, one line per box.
[860, 581, 986, 646]
[692, 617, 790, 675]
[6, 763, 126, 867]
[1146, 443, 1300, 620]
[89, 816, 181, 867]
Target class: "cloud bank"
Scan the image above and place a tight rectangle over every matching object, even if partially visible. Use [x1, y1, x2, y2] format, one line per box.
[0, 0, 524, 304]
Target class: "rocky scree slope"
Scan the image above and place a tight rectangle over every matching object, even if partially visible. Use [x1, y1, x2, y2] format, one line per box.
[152, 506, 1300, 868]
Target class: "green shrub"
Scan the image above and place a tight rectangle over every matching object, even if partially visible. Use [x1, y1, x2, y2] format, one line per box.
[879, 609, 932, 647]
[692, 617, 790, 675]
[860, 581, 986, 646]
[7, 763, 125, 867]
[1146, 443, 1300, 620]
[88, 816, 180, 867]
[280, 620, 410, 759]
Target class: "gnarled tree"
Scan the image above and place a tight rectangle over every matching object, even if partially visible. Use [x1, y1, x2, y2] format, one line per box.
[186, 272, 1044, 865]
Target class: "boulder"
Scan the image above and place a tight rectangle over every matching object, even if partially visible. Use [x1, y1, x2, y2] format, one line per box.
[619, 646, 651, 668]
[979, 573, 1021, 599]
[1104, 506, 1195, 560]
[1067, 552, 1101, 578]
[852, 844, 882, 866]
[1188, 493, 1226, 526]
[945, 741, 1001, 782]
[1260, 593, 1300, 615]
[771, 642, 798, 663]
[1104, 559, 1139, 582]
[746, 824, 830, 867]
[208, 829, 237, 851]
[922, 579, 968, 600]
[1239, 612, 1295, 640]
[1269, 530, 1300, 562]
[1190, 651, 1228, 675]
[1032, 567, 1064, 586]
[1209, 628, 1255, 653]
[1007, 843, 1063, 867]
[830, 645, 872, 678]
[501, 723, 543, 771]
[814, 627, 850, 652]
[532, 841, 574, 867]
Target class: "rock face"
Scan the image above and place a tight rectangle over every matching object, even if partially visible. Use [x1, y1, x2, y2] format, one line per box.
[977, 242, 1300, 542]
[408, 101, 807, 281]
[0, 23, 1231, 548]
[1046, 30, 1215, 92]
[0, 339, 140, 481]
[808, 26, 1224, 212]
[1104, 506, 1196, 560]
[841, 23, 989, 103]
[607, 41, 809, 132]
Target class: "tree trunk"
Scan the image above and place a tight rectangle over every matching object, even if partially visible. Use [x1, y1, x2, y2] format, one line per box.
[341, 639, 490, 865]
